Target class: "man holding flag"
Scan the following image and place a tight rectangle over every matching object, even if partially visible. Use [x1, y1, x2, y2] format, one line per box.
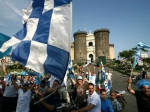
[0, 0, 72, 82]
[127, 42, 150, 112]
[0, 0, 72, 111]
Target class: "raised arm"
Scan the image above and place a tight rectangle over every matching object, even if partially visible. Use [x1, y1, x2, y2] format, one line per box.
[70, 78, 76, 85]
[127, 78, 135, 95]
[11, 74, 19, 91]
[1, 59, 7, 78]
[46, 85, 60, 93]
[87, 65, 91, 73]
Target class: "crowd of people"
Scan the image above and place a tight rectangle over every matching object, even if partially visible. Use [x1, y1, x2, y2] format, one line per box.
[0, 58, 150, 112]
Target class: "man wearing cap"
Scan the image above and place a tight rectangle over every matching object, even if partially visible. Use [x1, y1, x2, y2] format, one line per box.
[127, 78, 150, 112]
[70, 75, 89, 108]
[12, 74, 35, 112]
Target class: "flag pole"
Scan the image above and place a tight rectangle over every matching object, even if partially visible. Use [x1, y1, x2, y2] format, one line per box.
[130, 68, 133, 78]
[34, 90, 56, 105]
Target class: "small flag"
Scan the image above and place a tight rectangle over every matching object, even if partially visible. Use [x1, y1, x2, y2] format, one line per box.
[132, 42, 150, 68]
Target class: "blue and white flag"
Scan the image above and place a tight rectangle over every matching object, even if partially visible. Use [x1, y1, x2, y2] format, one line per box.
[68, 56, 73, 72]
[0, 0, 72, 81]
[0, 33, 12, 58]
[132, 42, 150, 68]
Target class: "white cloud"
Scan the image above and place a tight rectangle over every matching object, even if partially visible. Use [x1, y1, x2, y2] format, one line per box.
[0, 0, 30, 35]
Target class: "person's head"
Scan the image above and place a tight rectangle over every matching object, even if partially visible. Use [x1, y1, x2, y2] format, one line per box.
[100, 89, 107, 100]
[77, 75, 83, 85]
[52, 80, 60, 88]
[22, 82, 30, 92]
[81, 71, 84, 76]
[47, 74, 51, 79]
[12, 74, 17, 80]
[107, 70, 110, 73]
[137, 79, 150, 96]
[88, 83, 95, 95]
[24, 75, 30, 81]
[91, 72, 94, 76]
[40, 80, 46, 88]
[141, 86, 150, 96]
[110, 90, 117, 100]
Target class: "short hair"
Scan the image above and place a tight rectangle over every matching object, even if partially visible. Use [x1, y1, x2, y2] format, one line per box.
[54, 80, 60, 85]
[88, 83, 94, 87]
[41, 80, 46, 84]
[110, 90, 116, 95]
[100, 89, 106, 94]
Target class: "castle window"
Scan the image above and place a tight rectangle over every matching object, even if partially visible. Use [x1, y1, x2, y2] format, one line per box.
[89, 42, 93, 46]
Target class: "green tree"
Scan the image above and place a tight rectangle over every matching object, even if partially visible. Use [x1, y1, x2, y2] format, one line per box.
[118, 50, 135, 60]
[119, 47, 148, 60]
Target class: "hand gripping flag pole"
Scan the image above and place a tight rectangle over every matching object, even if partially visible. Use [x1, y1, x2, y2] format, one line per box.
[34, 90, 56, 105]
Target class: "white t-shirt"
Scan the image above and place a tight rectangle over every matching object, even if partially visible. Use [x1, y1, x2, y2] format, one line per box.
[87, 91, 101, 112]
[89, 73, 96, 85]
[16, 89, 31, 112]
[3, 79, 20, 97]
[106, 72, 112, 80]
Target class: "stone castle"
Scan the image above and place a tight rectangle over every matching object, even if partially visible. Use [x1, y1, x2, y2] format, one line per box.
[70, 28, 115, 63]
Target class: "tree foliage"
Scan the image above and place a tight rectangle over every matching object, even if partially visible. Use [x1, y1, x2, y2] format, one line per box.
[118, 50, 135, 60]
[118, 47, 149, 60]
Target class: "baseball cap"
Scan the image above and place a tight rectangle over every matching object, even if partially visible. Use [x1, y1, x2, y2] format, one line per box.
[23, 82, 30, 86]
[77, 75, 83, 80]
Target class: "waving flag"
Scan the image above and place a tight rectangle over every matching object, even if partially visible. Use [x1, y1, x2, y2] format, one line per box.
[0, 33, 12, 58]
[132, 42, 150, 68]
[0, 0, 72, 81]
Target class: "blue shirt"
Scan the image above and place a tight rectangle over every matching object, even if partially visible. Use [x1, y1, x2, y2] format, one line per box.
[111, 99, 122, 112]
[101, 97, 114, 112]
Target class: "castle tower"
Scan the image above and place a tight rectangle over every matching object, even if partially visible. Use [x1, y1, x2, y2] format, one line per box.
[73, 31, 87, 62]
[94, 28, 110, 59]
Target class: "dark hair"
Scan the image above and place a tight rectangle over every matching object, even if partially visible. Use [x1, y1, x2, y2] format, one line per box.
[88, 83, 94, 87]
[100, 89, 106, 94]
[110, 90, 116, 95]
[41, 80, 46, 84]
[54, 80, 60, 85]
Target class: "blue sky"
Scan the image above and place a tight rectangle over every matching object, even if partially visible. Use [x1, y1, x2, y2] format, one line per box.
[0, 0, 150, 58]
